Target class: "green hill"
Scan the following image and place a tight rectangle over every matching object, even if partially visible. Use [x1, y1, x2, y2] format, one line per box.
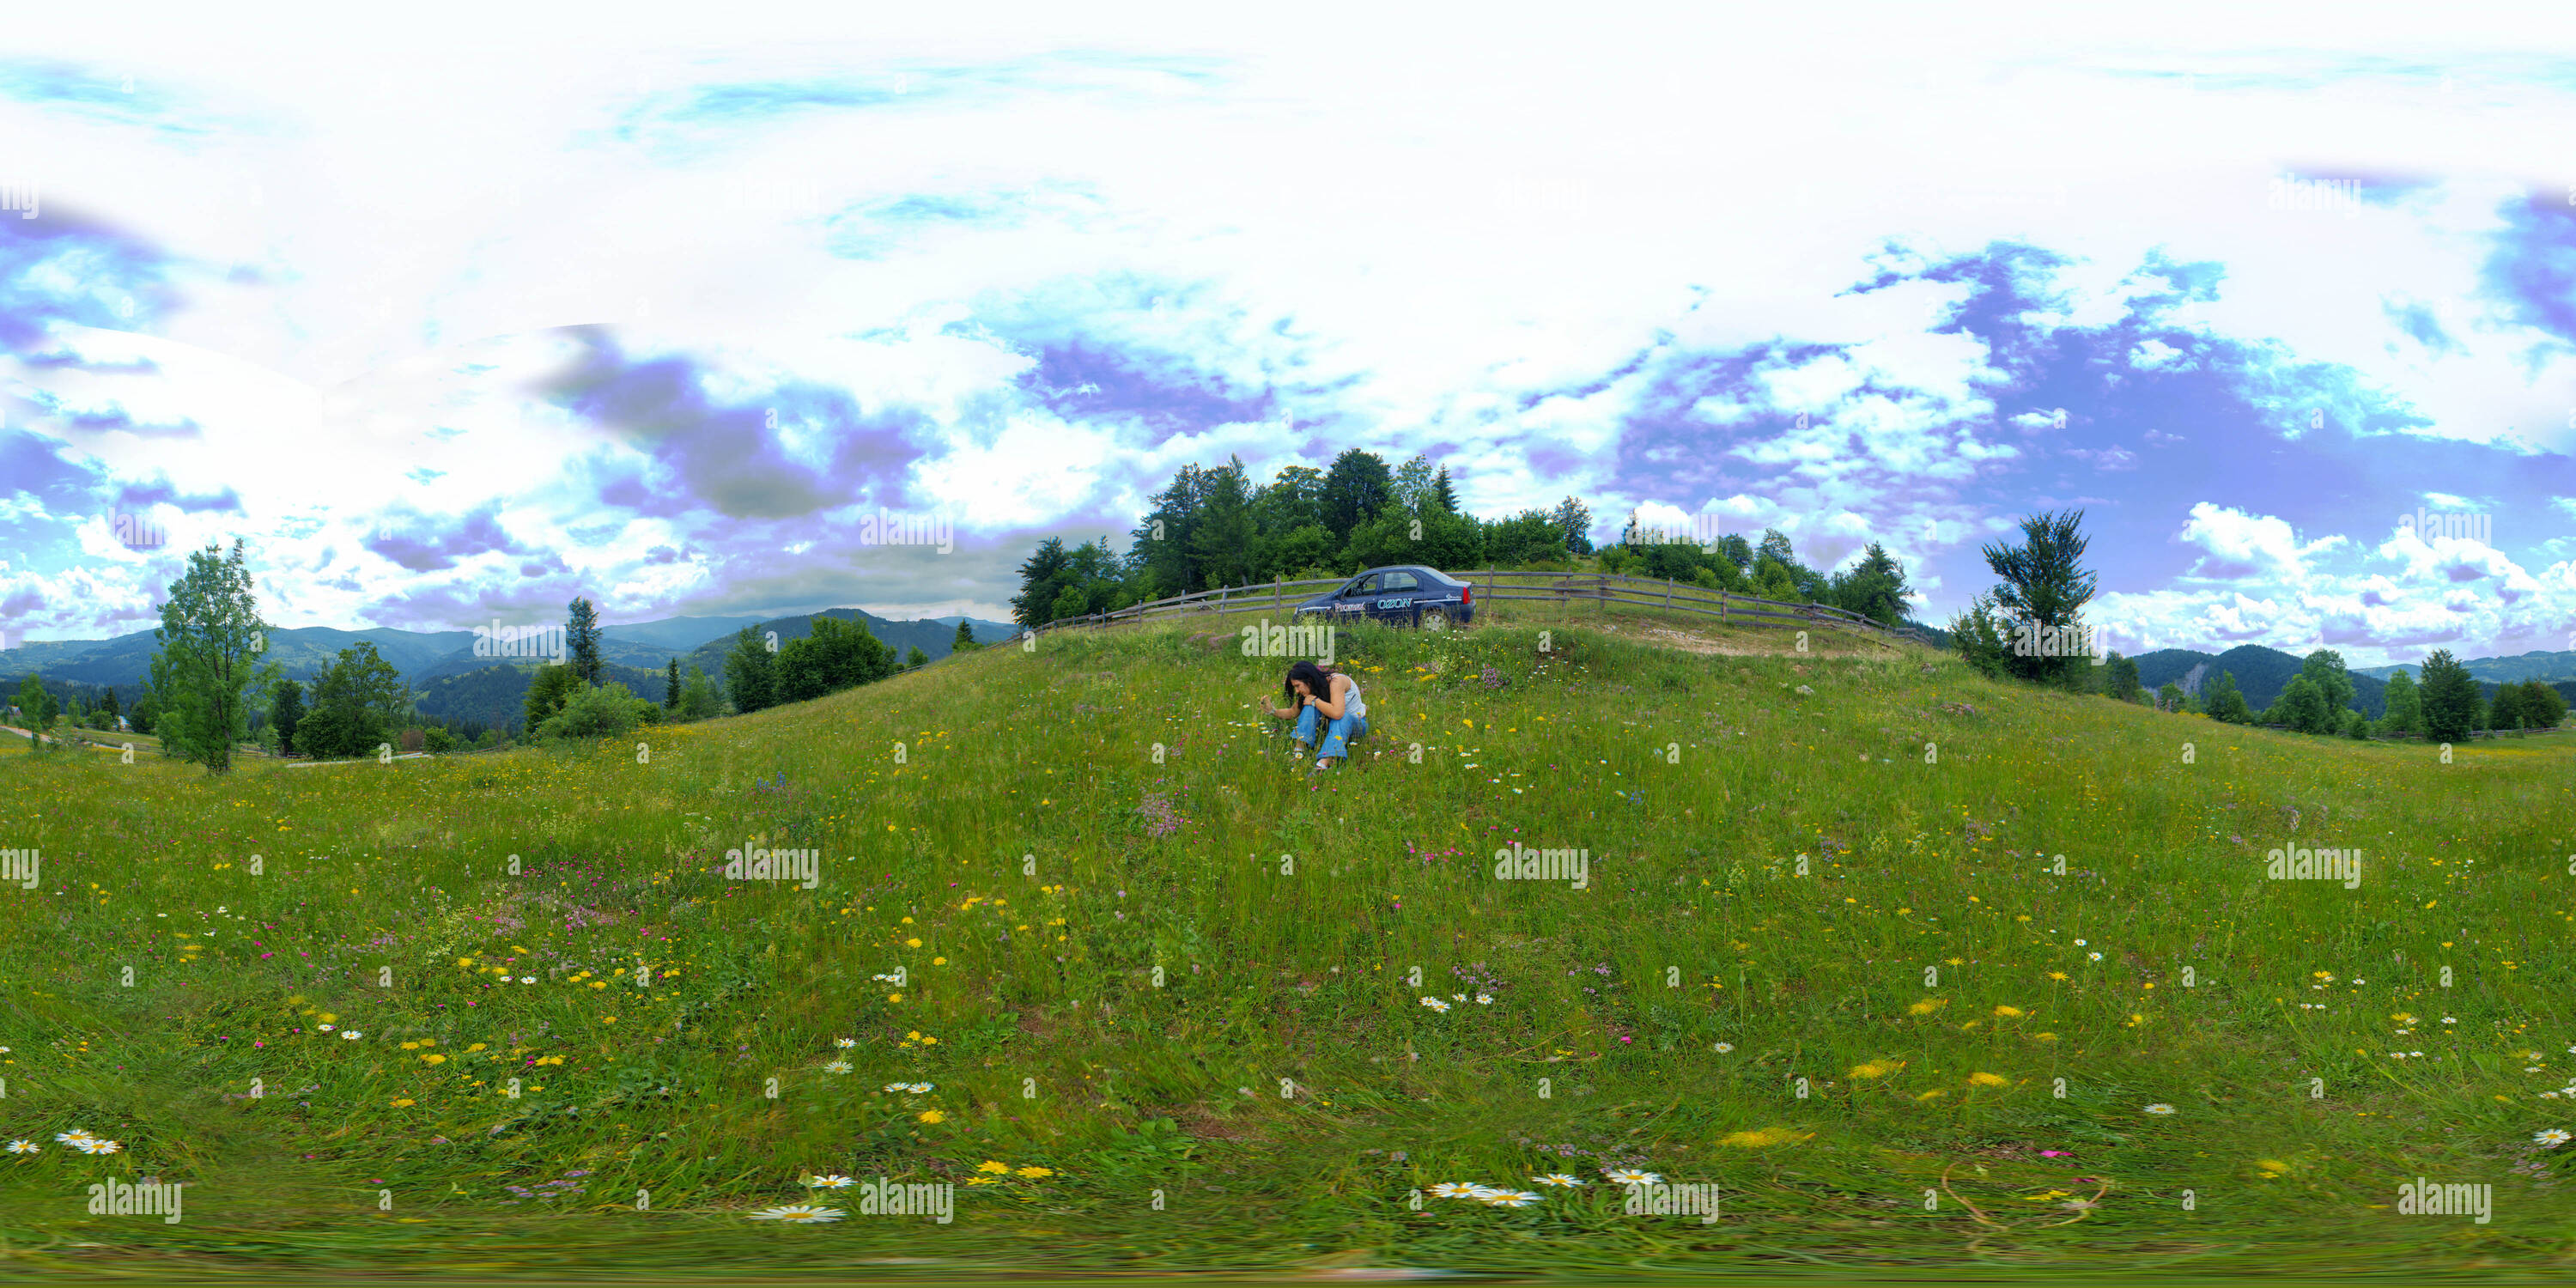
[3, 611, 2573, 1274]
[2132, 644, 2390, 718]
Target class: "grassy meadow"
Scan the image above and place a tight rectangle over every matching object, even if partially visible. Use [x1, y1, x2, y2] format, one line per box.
[3, 605, 2574, 1279]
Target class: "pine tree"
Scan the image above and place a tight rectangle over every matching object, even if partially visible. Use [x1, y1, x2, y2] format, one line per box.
[1429, 466, 1460, 514]
[952, 620, 978, 653]
[566, 597, 604, 686]
[665, 657, 681, 710]
[1978, 509, 2097, 685]
[270, 679, 305, 756]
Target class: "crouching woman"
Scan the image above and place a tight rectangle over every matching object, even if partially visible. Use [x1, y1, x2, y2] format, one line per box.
[1264, 659, 1368, 771]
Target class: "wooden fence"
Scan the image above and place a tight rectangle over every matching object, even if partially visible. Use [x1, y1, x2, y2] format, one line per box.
[1028, 569, 1935, 649]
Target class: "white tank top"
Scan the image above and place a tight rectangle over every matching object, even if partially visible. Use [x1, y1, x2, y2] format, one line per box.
[1339, 674, 1366, 720]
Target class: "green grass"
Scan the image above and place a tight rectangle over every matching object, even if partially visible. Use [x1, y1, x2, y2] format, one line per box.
[3, 613, 2573, 1279]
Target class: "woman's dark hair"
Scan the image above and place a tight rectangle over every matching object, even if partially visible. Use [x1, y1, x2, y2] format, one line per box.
[1285, 659, 1334, 708]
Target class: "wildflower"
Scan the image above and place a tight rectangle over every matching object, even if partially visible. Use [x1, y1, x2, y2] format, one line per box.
[918, 1110, 945, 1124]
[1014, 1166, 1053, 1178]
[343, 1031, 361, 1040]
[318, 1024, 335, 1032]
[824, 1060, 852, 1074]
[1994, 1005, 2023, 1018]
[747, 1205, 843, 1222]
[519, 976, 536, 985]
[1429, 1182, 1482, 1199]
[5, 1140, 36, 1154]
[2144, 1103, 2176, 1115]
[1481, 1189, 1541, 1207]
[1533, 1173, 1585, 1187]
[976, 1160, 1011, 1175]
[2038, 1150, 2073, 1157]
[1967, 1072, 2009, 1087]
[1476, 994, 1493, 1005]
[1850, 1060, 1899, 1079]
[54, 1130, 95, 1146]
[2537, 1129, 2572, 1148]
[1603, 1168, 1663, 1186]
[79, 1139, 122, 1154]
[1420, 997, 1452, 1013]
[2087, 952, 2103, 962]
[809, 1175, 856, 1188]
[835, 1037, 857, 1048]
[1713, 1042, 1735, 1054]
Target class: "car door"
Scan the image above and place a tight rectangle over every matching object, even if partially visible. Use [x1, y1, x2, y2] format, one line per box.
[1338, 574, 1379, 617]
[1371, 570, 1422, 620]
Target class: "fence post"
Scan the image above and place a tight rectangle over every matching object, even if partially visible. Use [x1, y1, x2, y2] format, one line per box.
[1664, 577, 1674, 611]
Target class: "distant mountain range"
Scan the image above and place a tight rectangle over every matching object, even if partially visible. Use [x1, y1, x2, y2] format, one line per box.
[2353, 650, 2576, 685]
[2136, 643, 2575, 717]
[0, 609, 1017, 731]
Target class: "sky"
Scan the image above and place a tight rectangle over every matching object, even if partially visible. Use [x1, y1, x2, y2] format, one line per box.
[2, 1, 2574, 665]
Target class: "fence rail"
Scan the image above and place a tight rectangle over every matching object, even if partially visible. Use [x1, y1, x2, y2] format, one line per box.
[1028, 569, 1933, 649]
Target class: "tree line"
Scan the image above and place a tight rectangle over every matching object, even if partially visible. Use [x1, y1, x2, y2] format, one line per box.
[1012, 447, 1919, 629]
[9, 540, 964, 774]
[1949, 510, 2567, 739]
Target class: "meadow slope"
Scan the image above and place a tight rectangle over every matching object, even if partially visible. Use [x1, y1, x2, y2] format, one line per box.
[2, 614, 2573, 1279]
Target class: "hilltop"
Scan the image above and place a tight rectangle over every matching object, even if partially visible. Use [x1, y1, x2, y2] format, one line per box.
[2, 602, 2571, 1275]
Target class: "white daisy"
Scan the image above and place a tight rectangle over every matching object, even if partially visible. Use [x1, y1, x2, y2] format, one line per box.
[317, 1024, 335, 1032]
[1480, 1189, 1541, 1207]
[2144, 1103, 2176, 1115]
[1466, 1184, 1509, 1200]
[2088, 952, 2103, 962]
[2537, 1129, 2572, 1148]
[884, 1083, 912, 1093]
[1532, 1173, 1585, 1188]
[1476, 994, 1493, 1005]
[824, 1060, 852, 1074]
[810, 1174, 857, 1188]
[1420, 997, 1452, 1013]
[4, 1140, 36, 1154]
[519, 976, 536, 984]
[747, 1204, 842, 1222]
[907, 1082, 933, 1093]
[343, 1030, 362, 1040]
[1428, 1182, 1481, 1199]
[1603, 1168, 1662, 1186]
[835, 1037, 857, 1048]
[1713, 1042, 1735, 1054]
[53, 1130, 94, 1145]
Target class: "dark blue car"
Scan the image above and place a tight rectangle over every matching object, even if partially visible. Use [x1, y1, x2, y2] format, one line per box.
[1293, 566, 1475, 630]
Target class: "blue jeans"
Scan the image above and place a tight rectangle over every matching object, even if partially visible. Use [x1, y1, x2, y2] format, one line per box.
[1293, 704, 1368, 761]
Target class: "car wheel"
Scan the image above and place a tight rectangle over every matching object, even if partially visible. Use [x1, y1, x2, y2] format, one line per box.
[1420, 608, 1449, 632]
